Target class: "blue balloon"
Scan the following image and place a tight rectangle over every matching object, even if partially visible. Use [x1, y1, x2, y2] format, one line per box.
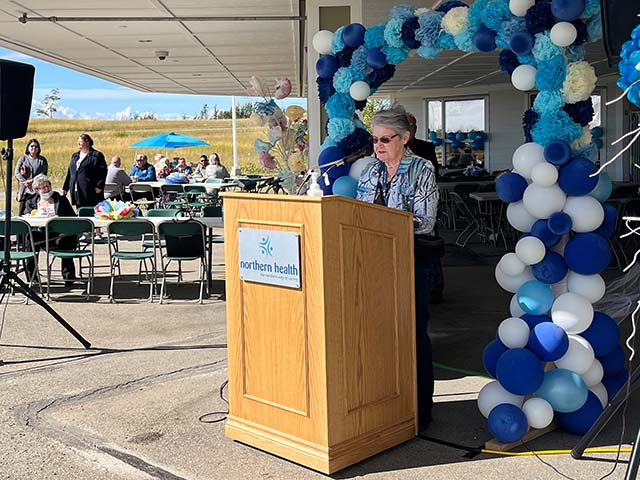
[510, 31, 535, 55]
[496, 172, 528, 203]
[593, 203, 617, 238]
[521, 313, 552, 329]
[428, 131, 438, 141]
[544, 140, 572, 166]
[483, 338, 509, 378]
[468, 131, 478, 140]
[589, 172, 613, 203]
[565, 233, 611, 275]
[518, 280, 554, 315]
[488, 404, 529, 443]
[547, 212, 573, 235]
[496, 348, 545, 395]
[342, 23, 366, 48]
[473, 25, 497, 52]
[591, 126, 604, 138]
[531, 219, 561, 248]
[558, 157, 599, 196]
[319, 146, 350, 179]
[433, 138, 443, 147]
[557, 391, 603, 435]
[316, 55, 339, 79]
[332, 175, 358, 198]
[599, 345, 625, 377]
[602, 373, 626, 400]
[532, 251, 568, 284]
[536, 368, 589, 413]
[446, 132, 456, 141]
[528, 322, 569, 361]
[581, 312, 620, 357]
[551, 0, 586, 21]
[455, 132, 466, 141]
[366, 48, 387, 69]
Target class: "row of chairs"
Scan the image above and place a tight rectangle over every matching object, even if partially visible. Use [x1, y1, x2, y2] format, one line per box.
[127, 183, 220, 211]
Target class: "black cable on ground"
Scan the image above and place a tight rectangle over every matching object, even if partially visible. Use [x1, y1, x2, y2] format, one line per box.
[199, 379, 229, 424]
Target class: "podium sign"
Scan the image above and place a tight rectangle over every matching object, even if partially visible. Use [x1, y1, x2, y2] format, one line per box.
[238, 228, 301, 288]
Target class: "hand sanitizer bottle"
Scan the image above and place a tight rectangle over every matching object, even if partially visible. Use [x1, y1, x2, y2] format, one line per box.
[307, 170, 323, 197]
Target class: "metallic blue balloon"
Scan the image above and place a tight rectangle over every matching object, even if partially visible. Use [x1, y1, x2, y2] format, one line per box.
[536, 368, 588, 413]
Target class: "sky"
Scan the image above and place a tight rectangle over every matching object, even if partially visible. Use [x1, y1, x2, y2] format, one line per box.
[0, 47, 306, 121]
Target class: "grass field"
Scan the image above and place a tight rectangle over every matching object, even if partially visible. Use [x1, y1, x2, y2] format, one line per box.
[3, 118, 269, 190]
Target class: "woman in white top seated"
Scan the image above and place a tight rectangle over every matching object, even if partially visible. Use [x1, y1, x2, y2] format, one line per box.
[205, 153, 229, 179]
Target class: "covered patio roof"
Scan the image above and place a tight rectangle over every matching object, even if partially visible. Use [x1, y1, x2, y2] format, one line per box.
[0, 0, 618, 97]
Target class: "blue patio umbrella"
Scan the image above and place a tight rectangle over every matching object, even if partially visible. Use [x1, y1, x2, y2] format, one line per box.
[130, 132, 209, 149]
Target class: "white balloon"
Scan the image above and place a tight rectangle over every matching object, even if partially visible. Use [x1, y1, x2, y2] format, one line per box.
[552, 292, 594, 334]
[563, 196, 605, 233]
[515, 236, 546, 265]
[507, 201, 538, 232]
[581, 358, 604, 387]
[550, 22, 578, 47]
[349, 80, 371, 101]
[509, 0, 535, 16]
[512, 142, 545, 179]
[312, 30, 334, 55]
[511, 64, 537, 91]
[495, 264, 534, 293]
[510, 293, 526, 317]
[590, 383, 608, 409]
[477, 380, 525, 418]
[567, 272, 606, 303]
[522, 397, 554, 429]
[523, 183, 567, 219]
[348, 156, 375, 180]
[498, 252, 526, 276]
[555, 334, 595, 375]
[531, 162, 558, 186]
[498, 317, 531, 348]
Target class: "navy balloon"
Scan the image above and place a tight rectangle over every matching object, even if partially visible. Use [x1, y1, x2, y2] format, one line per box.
[483, 338, 509, 378]
[591, 126, 604, 138]
[455, 132, 466, 141]
[473, 26, 497, 52]
[496, 348, 544, 395]
[319, 146, 350, 178]
[558, 157, 598, 196]
[496, 172, 528, 203]
[532, 251, 568, 284]
[316, 55, 340, 79]
[434, 138, 443, 146]
[521, 313, 552, 329]
[581, 311, 620, 357]
[547, 212, 573, 235]
[565, 233, 611, 275]
[551, 0, 586, 21]
[599, 345, 625, 377]
[557, 391, 602, 435]
[544, 140, 572, 166]
[367, 48, 387, 69]
[342, 23, 366, 48]
[593, 203, 617, 239]
[446, 132, 456, 141]
[488, 404, 529, 443]
[531, 219, 561, 248]
[528, 322, 569, 361]
[602, 368, 628, 399]
[317, 173, 333, 195]
[510, 31, 535, 55]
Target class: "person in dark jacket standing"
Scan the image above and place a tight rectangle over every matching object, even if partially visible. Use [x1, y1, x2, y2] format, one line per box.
[63, 133, 108, 208]
[15, 138, 48, 215]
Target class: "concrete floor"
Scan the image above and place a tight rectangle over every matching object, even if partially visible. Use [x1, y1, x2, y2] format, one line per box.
[0, 235, 637, 480]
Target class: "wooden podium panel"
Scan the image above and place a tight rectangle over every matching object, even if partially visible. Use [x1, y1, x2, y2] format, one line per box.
[223, 193, 416, 473]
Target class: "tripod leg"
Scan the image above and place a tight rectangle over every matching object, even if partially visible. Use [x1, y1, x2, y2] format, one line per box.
[9, 272, 91, 348]
[625, 425, 640, 480]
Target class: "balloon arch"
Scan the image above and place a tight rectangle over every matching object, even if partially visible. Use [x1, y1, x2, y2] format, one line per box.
[312, 0, 628, 443]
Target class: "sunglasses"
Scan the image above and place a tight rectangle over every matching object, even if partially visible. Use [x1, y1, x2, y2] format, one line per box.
[372, 134, 399, 144]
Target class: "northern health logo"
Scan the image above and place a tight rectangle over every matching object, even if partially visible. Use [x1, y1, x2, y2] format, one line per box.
[259, 236, 273, 257]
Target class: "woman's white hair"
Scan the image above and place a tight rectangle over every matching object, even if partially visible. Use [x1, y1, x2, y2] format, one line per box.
[32, 173, 52, 191]
[371, 104, 411, 135]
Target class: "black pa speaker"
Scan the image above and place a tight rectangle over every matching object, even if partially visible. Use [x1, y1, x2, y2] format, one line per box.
[601, 0, 640, 66]
[0, 59, 35, 140]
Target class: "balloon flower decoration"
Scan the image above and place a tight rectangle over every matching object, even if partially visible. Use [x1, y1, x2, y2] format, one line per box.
[312, 0, 629, 443]
[94, 199, 139, 220]
[247, 76, 309, 193]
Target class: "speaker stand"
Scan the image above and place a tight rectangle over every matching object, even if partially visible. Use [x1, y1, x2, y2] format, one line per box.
[1, 139, 90, 362]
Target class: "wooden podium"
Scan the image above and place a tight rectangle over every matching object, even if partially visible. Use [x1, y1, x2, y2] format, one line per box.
[222, 193, 417, 474]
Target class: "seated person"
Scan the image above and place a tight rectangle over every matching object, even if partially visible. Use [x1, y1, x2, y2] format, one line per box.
[105, 155, 131, 200]
[457, 148, 475, 168]
[205, 153, 230, 179]
[129, 154, 157, 181]
[446, 153, 461, 168]
[193, 155, 209, 177]
[24, 174, 78, 286]
[175, 157, 193, 176]
[156, 157, 174, 179]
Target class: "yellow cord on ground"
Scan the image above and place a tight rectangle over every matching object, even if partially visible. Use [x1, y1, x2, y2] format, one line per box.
[482, 447, 632, 456]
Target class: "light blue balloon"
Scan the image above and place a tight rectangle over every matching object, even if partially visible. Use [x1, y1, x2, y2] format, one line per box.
[588, 171, 612, 202]
[536, 368, 589, 413]
[517, 280, 554, 315]
[332, 175, 358, 198]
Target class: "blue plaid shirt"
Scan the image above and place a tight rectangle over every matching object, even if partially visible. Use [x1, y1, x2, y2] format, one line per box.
[356, 154, 439, 235]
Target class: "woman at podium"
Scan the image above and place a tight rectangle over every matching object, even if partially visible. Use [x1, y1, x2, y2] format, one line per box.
[356, 105, 439, 431]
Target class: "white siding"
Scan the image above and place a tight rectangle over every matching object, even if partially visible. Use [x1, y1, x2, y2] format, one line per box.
[487, 89, 528, 172]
